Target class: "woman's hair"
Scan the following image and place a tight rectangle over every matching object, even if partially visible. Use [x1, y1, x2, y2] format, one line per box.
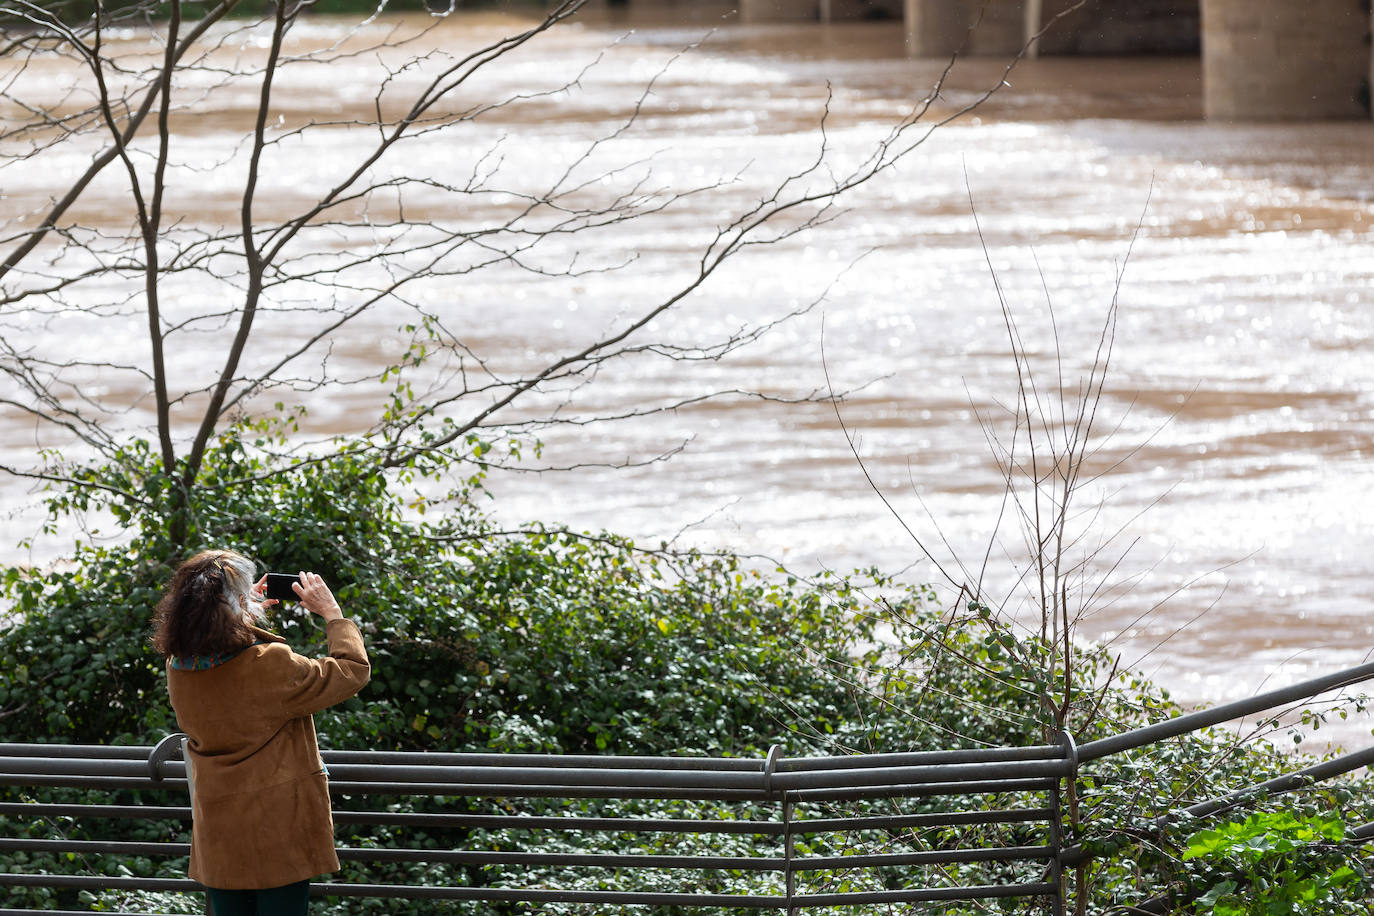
[151, 549, 264, 659]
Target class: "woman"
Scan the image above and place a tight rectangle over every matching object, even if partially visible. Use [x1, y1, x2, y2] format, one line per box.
[152, 549, 370, 916]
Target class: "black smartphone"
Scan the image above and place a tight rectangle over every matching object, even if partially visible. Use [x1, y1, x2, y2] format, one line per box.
[264, 572, 300, 602]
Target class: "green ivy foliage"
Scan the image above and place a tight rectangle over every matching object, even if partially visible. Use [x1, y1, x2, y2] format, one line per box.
[1182, 810, 1374, 915]
[0, 425, 884, 757]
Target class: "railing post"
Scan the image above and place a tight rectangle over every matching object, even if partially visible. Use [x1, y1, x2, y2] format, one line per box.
[762, 744, 794, 914]
[784, 797, 796, 916]
[1050, 731, 1078, 916]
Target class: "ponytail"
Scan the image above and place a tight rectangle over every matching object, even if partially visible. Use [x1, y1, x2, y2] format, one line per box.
[151, 550, 261, 659]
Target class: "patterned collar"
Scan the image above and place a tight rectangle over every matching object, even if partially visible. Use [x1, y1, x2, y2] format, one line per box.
[170, 639, 272, 671]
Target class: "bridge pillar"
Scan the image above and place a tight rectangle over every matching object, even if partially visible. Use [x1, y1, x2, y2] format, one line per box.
[904, 0, 1028, 57]
[1202, 0, 1370, 120]
[904, 0, 964, 56]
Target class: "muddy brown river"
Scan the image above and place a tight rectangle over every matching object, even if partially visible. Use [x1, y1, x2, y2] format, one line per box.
[4, 7, 1374, 744]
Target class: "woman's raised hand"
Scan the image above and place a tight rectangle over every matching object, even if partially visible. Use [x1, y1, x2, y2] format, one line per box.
[291, 571, 344, 622]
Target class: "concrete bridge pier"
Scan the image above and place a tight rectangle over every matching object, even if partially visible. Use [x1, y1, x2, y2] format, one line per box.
[1201, 0, 1370, 120]
[903, 0, 1031, 57]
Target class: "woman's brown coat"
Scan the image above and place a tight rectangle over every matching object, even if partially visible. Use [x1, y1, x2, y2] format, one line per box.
[167, 618, 370, 890]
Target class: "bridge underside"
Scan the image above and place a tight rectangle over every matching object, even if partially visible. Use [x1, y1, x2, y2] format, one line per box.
[901, 0, 1200, 57]
[726, 0, 1373, 120]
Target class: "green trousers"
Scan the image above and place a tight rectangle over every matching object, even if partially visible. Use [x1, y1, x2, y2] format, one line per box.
[206, 879, 311, 916]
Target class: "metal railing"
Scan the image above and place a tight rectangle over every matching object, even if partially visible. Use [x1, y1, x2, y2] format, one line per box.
[3, 659, 1374, 914]
[0, 739, 1074, 914]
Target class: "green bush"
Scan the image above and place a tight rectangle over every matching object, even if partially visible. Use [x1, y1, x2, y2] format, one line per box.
[1181, 810, 1374, 914]
[0, 426, 895, 757]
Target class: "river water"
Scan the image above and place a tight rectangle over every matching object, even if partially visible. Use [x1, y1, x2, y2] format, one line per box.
[4, 8, 1374, 744]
